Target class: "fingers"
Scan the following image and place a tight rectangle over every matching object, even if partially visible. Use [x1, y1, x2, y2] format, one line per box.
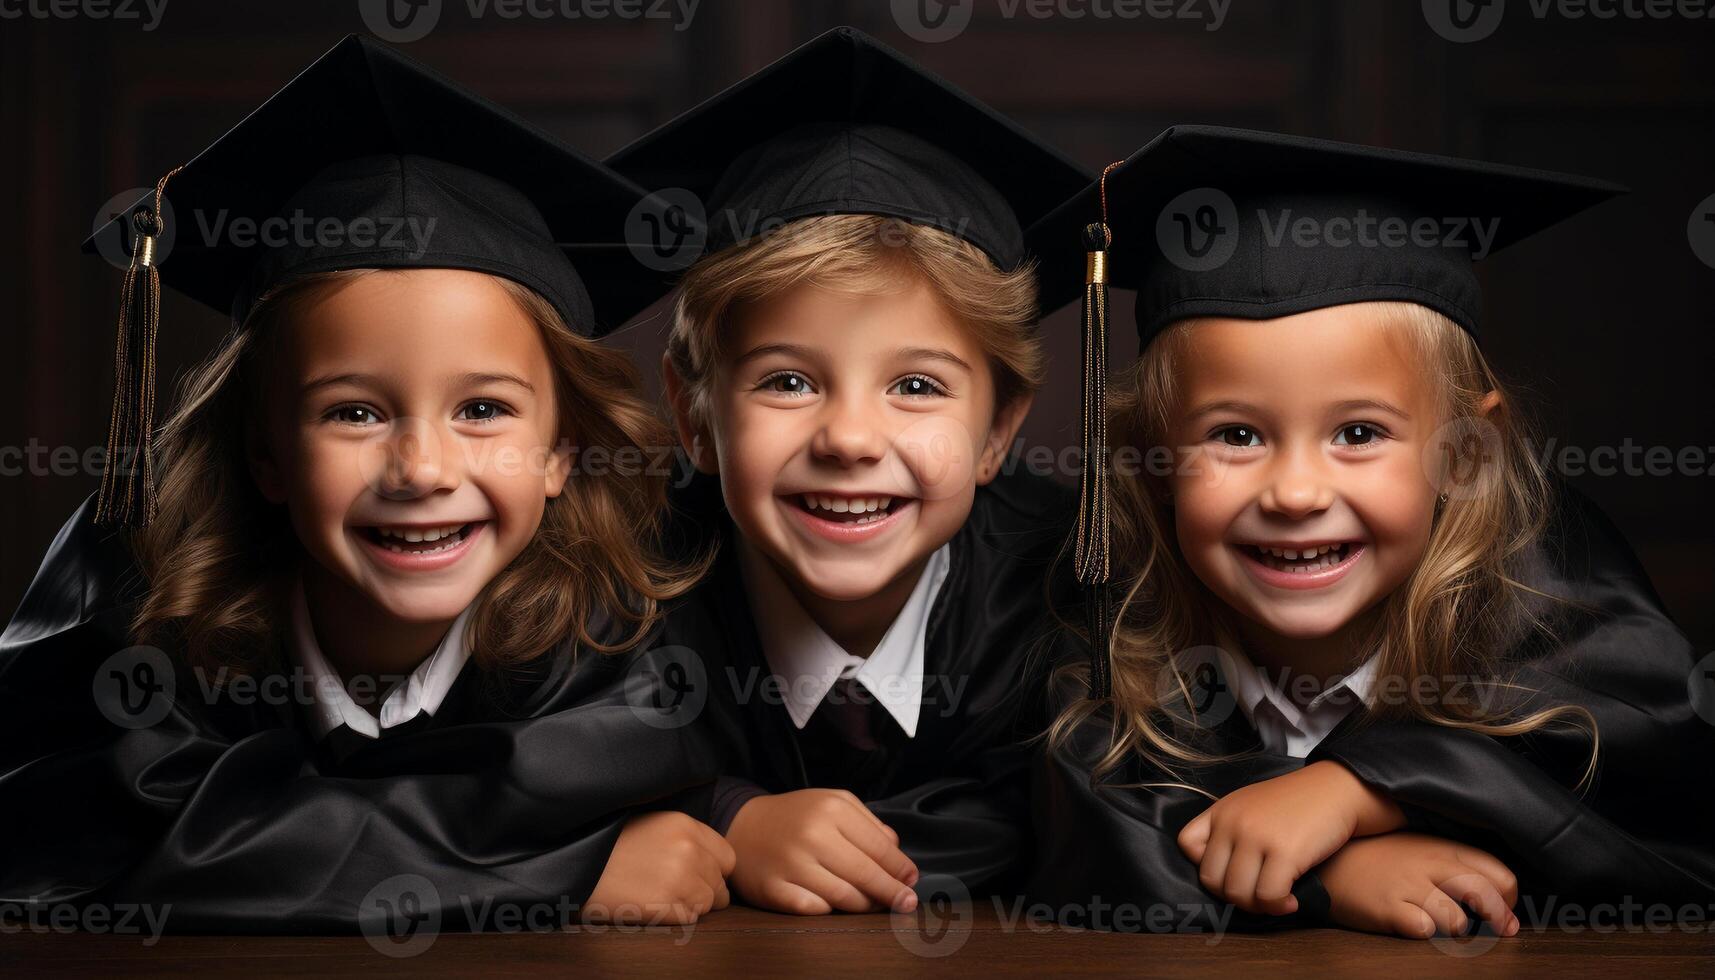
[692, 818, 739, 878]
[836, 809, 918, 889]
[1417, 887, 1471, 938]
[1451, 846, 1519, 909]
[796, 866, 882, 914]
[761, 878, 834, 916]
[1220, 843, 1265, 913]
[1178, 810, 1212, 863]
[824, 834, 919, 913]
[834, 790, 901, 846]
[1390, 901, 1438, 940]
[1196, 830, 1234, 900]
[1438, 868, 1518, 937]
[1253, 852, 1302, 916]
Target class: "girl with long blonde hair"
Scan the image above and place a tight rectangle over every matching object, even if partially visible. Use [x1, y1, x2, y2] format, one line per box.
[1031, 126, 1715, 938]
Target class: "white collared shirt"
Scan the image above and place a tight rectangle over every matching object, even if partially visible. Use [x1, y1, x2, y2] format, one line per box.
[1216, 648, 1380, 758]
[737, 539, 951, 738]
[289, 581, 475, 740]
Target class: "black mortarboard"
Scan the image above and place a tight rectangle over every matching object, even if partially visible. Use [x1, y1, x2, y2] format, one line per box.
[1026, 124, 1624, 698]
[84, 35, 685, 529]
[605, 26, 1091, 286]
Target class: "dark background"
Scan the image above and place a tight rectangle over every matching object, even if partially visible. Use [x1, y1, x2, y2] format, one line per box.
[2, 0, 1710, 647]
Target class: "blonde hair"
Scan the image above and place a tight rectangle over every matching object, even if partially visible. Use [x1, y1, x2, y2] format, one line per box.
[667, 214, 1044, 428]
[131, 269, 706, 676]
[1052, 301, 1596, 788]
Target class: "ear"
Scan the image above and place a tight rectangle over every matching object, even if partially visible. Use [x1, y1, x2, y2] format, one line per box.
[976, 390, 1033, 485]
[662, 352, 719, 475]
[1478, 389, 1503, 420]
[543, 436, 573, 499]
[246, 417, 287, 504]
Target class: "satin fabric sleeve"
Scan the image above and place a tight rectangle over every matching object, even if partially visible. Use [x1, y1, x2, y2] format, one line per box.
[0, 498, 724, 933]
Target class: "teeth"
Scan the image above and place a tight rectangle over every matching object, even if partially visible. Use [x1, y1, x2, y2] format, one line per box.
[801, 495, 896, 515]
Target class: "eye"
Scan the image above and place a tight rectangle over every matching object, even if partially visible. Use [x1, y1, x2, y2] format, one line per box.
[1333, 423, 1386, 446]
[889, 375, 947, 398]
[458, 400, 512, 422]
[327, 404, 382, 426]
[758, 371, 815, 397]
[1214, 425, 1262, 448]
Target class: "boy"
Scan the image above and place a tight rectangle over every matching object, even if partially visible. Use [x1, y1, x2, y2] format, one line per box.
[610, 28, 1091, 914]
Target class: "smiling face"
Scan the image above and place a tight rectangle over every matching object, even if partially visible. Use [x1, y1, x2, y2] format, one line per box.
[1162, 305, 1445, 644]
[250, 268, 569, 628]
[676, 279, 1028, 606]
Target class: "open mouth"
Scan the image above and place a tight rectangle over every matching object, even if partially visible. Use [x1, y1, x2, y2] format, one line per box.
[1238, 541, 1361, 575]
[791, 493, 903, 526]
[358, 521, 485, 555]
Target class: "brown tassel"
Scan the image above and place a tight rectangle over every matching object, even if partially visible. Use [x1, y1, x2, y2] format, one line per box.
[95, 167, 180, 529]
[1074, 162, 1123, 699]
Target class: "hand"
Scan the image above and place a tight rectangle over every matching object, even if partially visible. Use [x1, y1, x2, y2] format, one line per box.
[584, 811, 736, 925]
[726, 789, 920, 915]
[1178, 760, 1405, 915]
[1320, 832, 1520, 939]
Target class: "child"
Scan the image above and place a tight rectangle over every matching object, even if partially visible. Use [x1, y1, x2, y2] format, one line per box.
[1027, 126, 1715, 936]
[608, 28, 1092, 914]
[0, 37, 734, 931]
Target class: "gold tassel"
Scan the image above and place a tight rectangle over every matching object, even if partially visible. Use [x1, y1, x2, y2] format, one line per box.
[1074, 162, 1122, 699]
[95, 167, 180, 529]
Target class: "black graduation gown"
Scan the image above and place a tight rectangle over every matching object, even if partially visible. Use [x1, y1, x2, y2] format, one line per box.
[1031, 487, 1715, 931]
[0, 497, 724, 934]
[664, 469, 1077, 897]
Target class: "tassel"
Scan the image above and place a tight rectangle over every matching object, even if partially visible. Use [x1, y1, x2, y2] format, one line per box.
[95, 167, 180, 529]
[1074, 162, 1122, 699]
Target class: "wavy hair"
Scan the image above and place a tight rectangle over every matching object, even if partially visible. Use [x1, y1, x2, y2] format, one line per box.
[130, 269, 707, 676]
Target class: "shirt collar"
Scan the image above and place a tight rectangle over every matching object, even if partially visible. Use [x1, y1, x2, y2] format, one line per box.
[1216, 647, 1380, 758]
[737, 539, 950, 738]
[289, 581, 475, 740]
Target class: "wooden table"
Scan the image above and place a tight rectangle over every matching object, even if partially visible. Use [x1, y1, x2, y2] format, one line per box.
[3, 904, 1713, 977]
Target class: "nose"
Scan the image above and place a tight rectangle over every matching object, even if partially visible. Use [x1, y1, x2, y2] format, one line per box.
[1257, 443, 1335, 519]
[809, 392, 889, 467]
[375, 417, 461, 500]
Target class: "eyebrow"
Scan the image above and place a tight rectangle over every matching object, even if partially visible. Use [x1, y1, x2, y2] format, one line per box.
[1183, 399, 1265, 422]
[895, 346, 972, 372]
[300, 372, 535, 394]
[732, 342, 816, 367]
[1329, 398, 1412, 421]
[1184, 397, 1414, 422]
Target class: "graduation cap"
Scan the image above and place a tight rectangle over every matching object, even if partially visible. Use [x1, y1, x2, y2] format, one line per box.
[84, 34, 686, 530]
[605, 25, 1092, 291]
[1024, 124, 1624, 698]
